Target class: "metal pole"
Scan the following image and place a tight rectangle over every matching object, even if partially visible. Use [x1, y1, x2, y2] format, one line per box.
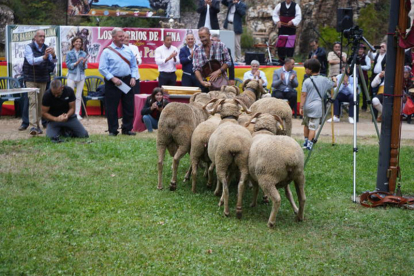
[375, 0, 401, 192]
[352, 63, 358, 203]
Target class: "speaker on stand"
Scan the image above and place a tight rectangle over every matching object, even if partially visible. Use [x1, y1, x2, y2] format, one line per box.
[337, 8, 353, 32]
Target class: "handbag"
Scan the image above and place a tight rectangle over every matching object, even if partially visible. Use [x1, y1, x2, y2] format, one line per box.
[403, 97, 414, 115]
[210, 75, 229, 90]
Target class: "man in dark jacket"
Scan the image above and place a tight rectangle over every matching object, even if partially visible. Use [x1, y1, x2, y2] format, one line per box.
[197, 0, 220, 30]
[179, 33, 201, 88]
[308, 39, 328, 76]
[222, 0, 247, 62]
[23, 29, 57, 135]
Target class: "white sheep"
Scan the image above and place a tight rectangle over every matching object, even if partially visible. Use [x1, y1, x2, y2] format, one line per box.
[246, 112, 306, 228]
[207, 98, 252, 218]
[156, 93, 210, 191]
[250, 97, 293, 136]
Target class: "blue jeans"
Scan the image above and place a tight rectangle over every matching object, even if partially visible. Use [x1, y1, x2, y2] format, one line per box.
[142, 115, 158, 132]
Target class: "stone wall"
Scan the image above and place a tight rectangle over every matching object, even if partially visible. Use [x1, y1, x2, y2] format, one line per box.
[179, 0, 380, 57]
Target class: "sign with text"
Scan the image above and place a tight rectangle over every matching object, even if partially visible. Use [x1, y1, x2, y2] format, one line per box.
[67, 0, 180, 18]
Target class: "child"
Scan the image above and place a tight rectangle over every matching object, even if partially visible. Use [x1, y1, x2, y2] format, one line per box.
[300, 59, 334, 150]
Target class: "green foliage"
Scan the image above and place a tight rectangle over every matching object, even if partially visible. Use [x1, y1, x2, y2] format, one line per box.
[357, 1, 390, 45]
[0, 135, 413, 275]
[319, 26, 343, 50]
[180, 0, 197, 13]
[241, 28, 254, 50]
[97, 17, 159, 28]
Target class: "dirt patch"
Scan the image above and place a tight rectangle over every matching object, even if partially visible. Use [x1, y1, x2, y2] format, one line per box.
[0, 112, 413, 145]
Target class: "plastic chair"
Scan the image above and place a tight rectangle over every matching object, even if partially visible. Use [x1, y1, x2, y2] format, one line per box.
[54, 76, 67, 86]
[83, 76, 105, 115]
[0, 77, 21, 117]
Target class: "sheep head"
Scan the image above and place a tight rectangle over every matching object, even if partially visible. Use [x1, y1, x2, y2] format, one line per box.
[241, 79, 265, 99]
[246, 113, 284, 135]
[205, 98, 249, 119]
[191, 92, 211, 105]
[221, 85, 241, 96]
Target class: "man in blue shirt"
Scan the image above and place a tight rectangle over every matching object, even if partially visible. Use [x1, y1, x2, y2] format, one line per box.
[99, 27, 138, 136]
[22, 30, 57, 135]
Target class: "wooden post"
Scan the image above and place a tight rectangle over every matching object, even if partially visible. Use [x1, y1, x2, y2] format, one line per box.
[388, 0, 408, 193]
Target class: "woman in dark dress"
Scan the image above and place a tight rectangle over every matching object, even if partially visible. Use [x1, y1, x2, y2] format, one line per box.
[141, 88, 169, 132]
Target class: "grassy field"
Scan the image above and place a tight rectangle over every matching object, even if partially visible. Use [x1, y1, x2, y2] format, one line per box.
[1, 135, 413, 275]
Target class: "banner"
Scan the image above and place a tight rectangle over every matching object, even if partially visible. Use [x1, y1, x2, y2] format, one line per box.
[67, 0, 180, 18]
[60, 26, 203, 65]
[6, 25, 60, 79]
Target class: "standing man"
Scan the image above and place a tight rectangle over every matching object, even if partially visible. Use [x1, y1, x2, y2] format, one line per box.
[309, 39, 328, 76]
[98, 28, 138, 136]
[271, 58, 299, 117]
[124, 32, 142, 94]
[23, 29, 57, 135]
[197, 0, 220, 30]
[356, 44, 371, 111]
[327, 42, 347, 79]
[41, 79, 89, 141]
[154, 35, 180, 87]
[222, 0, 247, 63]
[368, 42, 386, 96]
[193, 27, 232, 90]
[272, 0, 302, 62]
[179, 33, 201, 87]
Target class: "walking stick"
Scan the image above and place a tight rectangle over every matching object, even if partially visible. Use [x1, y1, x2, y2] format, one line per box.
[331, 87, 335, 145]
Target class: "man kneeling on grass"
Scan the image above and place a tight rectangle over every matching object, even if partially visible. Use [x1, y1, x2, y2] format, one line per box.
[41, 79, 89, 142]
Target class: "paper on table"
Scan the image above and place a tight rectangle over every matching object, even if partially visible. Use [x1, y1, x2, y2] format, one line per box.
[117, 81, 131, 94]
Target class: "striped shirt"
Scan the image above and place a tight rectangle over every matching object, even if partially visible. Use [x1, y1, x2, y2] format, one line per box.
[192, 41, 231, 73]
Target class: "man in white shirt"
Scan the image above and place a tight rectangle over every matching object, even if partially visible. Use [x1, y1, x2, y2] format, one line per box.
[272, 0, 302, 62]
[154, 35, 180, 87]
[124, 32, 142, 94]
[368, 42, 386, 95]
[243, 60, 267, 87]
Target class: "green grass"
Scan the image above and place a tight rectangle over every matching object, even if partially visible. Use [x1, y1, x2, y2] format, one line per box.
[1, 136, 413, 275]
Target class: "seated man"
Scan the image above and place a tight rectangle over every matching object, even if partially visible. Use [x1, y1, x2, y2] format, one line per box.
[271, 58, 299, 116]
[41, 79, 89, 141]
[327, 71, 356, 124]
[243, 60, 267, 87]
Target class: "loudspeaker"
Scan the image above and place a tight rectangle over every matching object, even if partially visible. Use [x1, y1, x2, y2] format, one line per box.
[244, 52, 265, 65]
[337, 8, 353, 32]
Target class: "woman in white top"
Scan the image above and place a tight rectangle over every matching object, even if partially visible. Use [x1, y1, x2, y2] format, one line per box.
[66, 37, 88, 120]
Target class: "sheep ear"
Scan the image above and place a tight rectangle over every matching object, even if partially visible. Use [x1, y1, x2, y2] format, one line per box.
[245, 112, 261, 127]
[241, 79, 250, 91]
[273, 115, 284, 131]
[220, 85, 226, 92]
[234, 98, 252, 114]
[190, 92, 201, 103]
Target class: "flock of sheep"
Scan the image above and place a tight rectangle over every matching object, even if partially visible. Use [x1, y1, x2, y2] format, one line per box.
[155, 80, 306, 228]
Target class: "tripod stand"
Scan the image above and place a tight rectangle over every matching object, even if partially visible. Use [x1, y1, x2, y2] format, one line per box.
[304, 36, 381, 202]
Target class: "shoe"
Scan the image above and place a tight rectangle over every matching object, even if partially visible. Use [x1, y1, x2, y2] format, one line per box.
[348, 117, 354, 124]
[51, 136, 64, 143]
[36, 128, 43, 135]
[302, 139, 308, 149]
[77, 114, 83, 120]
[327, 116, 340, 123]
[29, 127, 38, 136]
[306, 141, 314, 150]
[18, 125, 28, 131]
[122, 131, 136, 136]
[377, 116, 382, 123]
[109, 132, 118, 136]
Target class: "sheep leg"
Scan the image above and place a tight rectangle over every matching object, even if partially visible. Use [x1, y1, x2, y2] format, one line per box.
[157, 145, 167, 190]
[170, 147, 187, 191]
[236, 170, 248, 219]
[217, 170, 229, 217]
[209, 163, 221, 195]
[263, 185, 282, 228]
[284, 185, 299, 215]
[203, 164, 209, 178]
[250, 179, 259, 208]
[183, 165, 192, 183]
[294, 174, 306, 222]
[191, 158, 199, 193]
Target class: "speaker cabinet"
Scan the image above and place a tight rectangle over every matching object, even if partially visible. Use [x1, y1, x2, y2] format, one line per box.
[337, 8, 353, 32]
[244, 52, 265, 65]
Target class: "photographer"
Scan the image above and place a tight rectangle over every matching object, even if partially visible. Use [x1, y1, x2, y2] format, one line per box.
[141, 88, 169, 132]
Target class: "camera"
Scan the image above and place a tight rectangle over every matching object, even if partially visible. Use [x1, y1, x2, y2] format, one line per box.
[157, 101, 163, 108]
[343, 26, 364, 39]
